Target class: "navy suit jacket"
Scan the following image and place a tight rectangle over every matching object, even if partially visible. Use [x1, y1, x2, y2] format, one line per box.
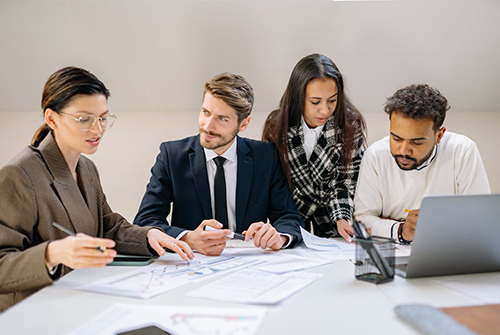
[134, 135, 304, 247]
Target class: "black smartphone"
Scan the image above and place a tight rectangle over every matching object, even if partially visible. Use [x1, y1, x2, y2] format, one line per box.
[108, 254, 154, 266]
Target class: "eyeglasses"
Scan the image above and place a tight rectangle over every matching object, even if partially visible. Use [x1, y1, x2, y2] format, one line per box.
[58, 112, 117, 131]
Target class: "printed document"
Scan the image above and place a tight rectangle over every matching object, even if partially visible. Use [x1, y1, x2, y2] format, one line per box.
[70, 303, 266, 335]
[300, 227, 356, 252]
[188, 268, 322, 304]
[79, 255, 262, 299]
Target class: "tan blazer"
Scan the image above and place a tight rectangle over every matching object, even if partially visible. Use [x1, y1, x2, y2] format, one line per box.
[0, 134, 154, 312]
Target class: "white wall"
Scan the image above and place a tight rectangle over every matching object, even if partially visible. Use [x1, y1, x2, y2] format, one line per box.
[1, 110, 498, 222]
[1, 1, 499, 113]
[0, 1, 499, 221]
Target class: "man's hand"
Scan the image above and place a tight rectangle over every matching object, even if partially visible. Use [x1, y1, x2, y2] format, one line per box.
[337, 219, 354, 242]
[45, 233, 116, 269]
[147, 228, 194, 261]
[402, 209, 419, 241]
[244, 222, 287, 250]
[180, 220, 231, 256]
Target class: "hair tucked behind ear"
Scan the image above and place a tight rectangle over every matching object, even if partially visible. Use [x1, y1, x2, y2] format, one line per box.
[31, 66, 110, 147]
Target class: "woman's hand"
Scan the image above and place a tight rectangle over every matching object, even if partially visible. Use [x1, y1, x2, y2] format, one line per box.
[147, 228, 194, 261]
[45, 233, 117, 269]
[336, 219, 354, 242]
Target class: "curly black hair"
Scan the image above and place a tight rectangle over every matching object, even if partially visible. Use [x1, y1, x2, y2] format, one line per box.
[384, 84, 450, 131]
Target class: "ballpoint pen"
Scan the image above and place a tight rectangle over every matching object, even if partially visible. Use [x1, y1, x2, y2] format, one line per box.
[204, 225, 246, 241]
[52, 222, 106, 252]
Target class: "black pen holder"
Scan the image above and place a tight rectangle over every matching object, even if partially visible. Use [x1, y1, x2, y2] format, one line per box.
[354, 237, 395, 284]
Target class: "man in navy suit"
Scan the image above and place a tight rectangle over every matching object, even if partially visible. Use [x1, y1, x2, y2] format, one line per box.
[134, 72, 304, 256]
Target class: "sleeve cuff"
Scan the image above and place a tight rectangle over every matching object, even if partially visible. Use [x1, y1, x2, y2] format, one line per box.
[390, 221, 401, 240]
[176, 230, 190, 241]
[279, 233, 294, 249]
[45, 262, 59, 276]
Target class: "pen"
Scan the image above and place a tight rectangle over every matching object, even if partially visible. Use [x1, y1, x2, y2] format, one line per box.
[204, 225, 246, 241]
[404, 209, 411, 213]
[52, 222, 106, 252]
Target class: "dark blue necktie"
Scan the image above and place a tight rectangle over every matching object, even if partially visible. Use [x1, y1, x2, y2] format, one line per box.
[213, 156, 228, 229]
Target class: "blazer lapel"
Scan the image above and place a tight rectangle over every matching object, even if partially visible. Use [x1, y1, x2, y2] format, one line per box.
[38, 135, 96, 236]
[236, 137, 253, 232]
[77, 161, 100, 236]
[189, 136, 212, 219]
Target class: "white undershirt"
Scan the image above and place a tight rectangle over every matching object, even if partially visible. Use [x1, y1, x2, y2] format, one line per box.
[301, 116, 324, 161]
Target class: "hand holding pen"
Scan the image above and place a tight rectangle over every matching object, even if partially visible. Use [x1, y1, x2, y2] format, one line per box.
[402, 209, 419, 241]
[47, 222, 117, 269]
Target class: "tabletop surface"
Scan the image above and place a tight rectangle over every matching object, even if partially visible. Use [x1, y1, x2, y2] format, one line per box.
[0, 240, 495, 335]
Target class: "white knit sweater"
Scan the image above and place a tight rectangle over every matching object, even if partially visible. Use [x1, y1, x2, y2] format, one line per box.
[354, 131, 491, 239]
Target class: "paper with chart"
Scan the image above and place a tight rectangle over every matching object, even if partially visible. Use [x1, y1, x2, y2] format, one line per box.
[252, 254, 330, 273]
[188, 268, 322, 304]
[221, 244, 331, 273]
[69, 303, 266, 335]
[78, 255, 263, 299]
[301, 226, 357, 251]
[297, 227, 357, 260]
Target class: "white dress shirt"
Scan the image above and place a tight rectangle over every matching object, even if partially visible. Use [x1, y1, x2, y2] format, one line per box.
[177, 137, 293, 248]
[204, 138, 238, 231]
[301, 116, 325, 161]
[354, 132, 491, 240]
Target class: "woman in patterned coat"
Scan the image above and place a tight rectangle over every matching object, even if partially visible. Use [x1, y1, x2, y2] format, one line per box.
[262, 54, 366, 241]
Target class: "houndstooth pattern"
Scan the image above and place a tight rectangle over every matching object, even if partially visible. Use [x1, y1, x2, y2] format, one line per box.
[288, 117, 366, 237]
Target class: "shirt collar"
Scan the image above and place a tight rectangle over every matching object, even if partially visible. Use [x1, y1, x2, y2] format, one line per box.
[204, 136, 238, 163]
[301, 115, 324, 135]
[415, 143, 438, 171]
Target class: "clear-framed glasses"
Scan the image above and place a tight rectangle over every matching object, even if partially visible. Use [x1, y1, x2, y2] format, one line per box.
[58, 112, 117, 131]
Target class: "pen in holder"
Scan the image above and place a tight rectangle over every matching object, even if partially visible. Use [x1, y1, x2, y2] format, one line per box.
[352, 218, 396, 284]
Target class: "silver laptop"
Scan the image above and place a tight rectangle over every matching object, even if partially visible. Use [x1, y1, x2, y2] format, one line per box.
[395, 194, 500, 278]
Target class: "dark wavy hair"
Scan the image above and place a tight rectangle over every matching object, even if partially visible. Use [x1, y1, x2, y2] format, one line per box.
[31, 66, 110, 147]
[262, 53, 366, 183]
[384, 84, 450, 131]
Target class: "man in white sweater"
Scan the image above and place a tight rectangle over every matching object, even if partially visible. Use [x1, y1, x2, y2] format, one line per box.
[354, 84, 490, 244]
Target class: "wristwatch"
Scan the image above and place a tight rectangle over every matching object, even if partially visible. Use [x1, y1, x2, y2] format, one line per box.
[398, 222, 412, 245]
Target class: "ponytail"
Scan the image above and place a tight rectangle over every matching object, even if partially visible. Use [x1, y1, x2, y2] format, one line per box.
[31, 123, 51, 147]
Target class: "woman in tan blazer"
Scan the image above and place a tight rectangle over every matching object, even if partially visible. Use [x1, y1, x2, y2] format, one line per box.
[0, 67, 194, 312]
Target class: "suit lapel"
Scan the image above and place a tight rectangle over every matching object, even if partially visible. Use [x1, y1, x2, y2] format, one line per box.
[38, 135, 96, 236]
[189, 136, 212, 219]
[77, 161, 100, 236]
[236, 137, 253, 232]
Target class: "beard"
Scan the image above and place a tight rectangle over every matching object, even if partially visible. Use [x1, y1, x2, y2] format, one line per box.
[392, 146, 435, 171]
[392, 155, 419, 171]
[199, 127, 238, 151]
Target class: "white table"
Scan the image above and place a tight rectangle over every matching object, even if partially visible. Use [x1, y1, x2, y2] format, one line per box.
[0, 241, 493, 335]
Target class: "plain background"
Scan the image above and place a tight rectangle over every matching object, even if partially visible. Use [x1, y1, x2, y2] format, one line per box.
[1, 0, 499, 221]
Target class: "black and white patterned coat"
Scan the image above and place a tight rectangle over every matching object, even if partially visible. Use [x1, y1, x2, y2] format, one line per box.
[287, 117, 366, 237]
